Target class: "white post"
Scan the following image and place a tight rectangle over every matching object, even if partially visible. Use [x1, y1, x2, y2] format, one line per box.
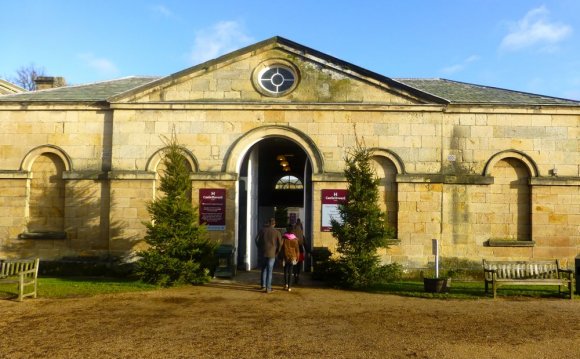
[432, 239, 439, 278]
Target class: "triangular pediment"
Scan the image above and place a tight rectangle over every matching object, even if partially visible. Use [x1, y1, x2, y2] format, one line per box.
[109, 37, 444, 105]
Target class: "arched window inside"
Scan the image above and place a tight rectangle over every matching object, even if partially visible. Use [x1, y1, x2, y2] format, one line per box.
[275, 175, 303, 190]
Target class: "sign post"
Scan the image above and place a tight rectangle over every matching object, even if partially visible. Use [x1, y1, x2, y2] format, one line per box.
[432, 238, 439, 278]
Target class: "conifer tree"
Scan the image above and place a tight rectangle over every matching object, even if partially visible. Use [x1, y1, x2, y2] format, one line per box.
[330, 141, 390, 288]
[137, 133, 218, 286]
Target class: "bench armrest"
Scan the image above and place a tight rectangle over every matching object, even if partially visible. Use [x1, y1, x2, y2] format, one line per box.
[19, 268, 38, 276]
[483, 268, 496, 273]
[558, 268, 574, 279]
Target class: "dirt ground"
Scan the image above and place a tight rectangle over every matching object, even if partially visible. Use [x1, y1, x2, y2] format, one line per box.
[1, 270, 579, 359]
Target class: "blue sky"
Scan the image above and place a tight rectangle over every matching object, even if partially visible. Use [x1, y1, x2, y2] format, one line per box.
[1, 0, 579, 100]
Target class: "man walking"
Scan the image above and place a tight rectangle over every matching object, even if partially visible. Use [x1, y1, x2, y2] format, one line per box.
[255, 218, 282, 293]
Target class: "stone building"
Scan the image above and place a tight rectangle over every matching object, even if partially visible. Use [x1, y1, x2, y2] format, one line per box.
[0, 37, 578, 269]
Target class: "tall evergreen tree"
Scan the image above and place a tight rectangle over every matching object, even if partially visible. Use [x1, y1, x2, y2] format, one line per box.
[330, 142, 390, 288]
[137, 133, 218, 286]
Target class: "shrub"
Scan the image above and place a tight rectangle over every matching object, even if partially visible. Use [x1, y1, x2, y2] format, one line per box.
[319, 258, 403, 288]
[375, 262, 404, 283]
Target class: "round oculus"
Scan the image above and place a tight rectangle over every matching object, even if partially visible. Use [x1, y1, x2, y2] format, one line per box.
[258, 66, 296, 94]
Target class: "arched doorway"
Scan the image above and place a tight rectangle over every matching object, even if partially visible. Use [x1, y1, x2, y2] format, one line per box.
[236, 137, 313, 270]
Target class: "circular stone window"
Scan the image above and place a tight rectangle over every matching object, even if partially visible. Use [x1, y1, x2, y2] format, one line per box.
[252, 60, 299, 97]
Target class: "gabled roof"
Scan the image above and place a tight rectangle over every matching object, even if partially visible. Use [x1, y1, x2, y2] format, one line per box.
[0, 79, 26, 95]
[107, 36, 440, 104]
[0, 37, 578, 107]
[395, 78, 579, 106]
[0, 77, 159, 102]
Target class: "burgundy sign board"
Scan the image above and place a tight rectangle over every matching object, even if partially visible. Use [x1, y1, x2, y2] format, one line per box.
[199, 189, 226, 231]
[321, 189, 347, 232]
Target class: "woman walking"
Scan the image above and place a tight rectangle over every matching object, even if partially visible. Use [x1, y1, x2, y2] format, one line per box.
[292, 219, 307, 284]
[281, 225, 300, 291]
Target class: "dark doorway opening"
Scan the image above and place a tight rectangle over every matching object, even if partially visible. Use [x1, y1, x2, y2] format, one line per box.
[236, 137, 311, 270]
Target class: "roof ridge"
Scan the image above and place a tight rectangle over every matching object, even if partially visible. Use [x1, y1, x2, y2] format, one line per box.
[394, 77, 442, 81]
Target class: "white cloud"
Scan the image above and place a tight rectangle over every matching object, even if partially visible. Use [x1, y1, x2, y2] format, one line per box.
[500, 6, 572, 51]
[150, 4, 173, 18]
[78, 53, 119, 76]
[440, 55, 480, 75]
[190, 21, 253, 64]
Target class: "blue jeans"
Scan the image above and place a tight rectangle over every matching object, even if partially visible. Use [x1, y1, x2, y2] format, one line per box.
[260, 257, 276, 290]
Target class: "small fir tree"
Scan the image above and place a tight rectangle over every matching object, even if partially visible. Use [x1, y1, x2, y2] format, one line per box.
[137, 133, 218, 286]
[330, 142, 390, 288]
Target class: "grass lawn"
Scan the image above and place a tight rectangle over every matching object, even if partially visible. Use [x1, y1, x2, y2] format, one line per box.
[0, 277, 158, 300]
[1, 277, 574, 300]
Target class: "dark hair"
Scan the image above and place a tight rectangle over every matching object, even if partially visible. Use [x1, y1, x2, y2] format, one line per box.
[286, 225, 294, 233]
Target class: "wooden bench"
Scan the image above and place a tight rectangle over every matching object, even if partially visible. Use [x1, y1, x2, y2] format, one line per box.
[0, 258, 40, 301]
[483, 259, 574, 299]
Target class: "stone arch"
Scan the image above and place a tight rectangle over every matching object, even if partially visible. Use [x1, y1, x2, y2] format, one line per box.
[147, 146, 197, 201]
[483, 150, 538, 177]
[223, 125, 324, 174]
[369, 148, 405, 175]
[145, 146, 199, 172]
[20, 145, 72, 172]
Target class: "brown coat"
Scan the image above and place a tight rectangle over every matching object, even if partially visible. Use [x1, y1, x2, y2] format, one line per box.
[281, 233, 300, 262]
[256, 225, 282, 258]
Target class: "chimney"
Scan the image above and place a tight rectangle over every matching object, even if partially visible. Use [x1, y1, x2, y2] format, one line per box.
[34, 76, 66, 90]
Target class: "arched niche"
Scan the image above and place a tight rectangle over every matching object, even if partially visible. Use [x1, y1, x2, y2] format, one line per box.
[488, 157, 531, 241]
[147, 146, 197, 201]
[370, 148, 403, 234]
[27, 152, 67, 233]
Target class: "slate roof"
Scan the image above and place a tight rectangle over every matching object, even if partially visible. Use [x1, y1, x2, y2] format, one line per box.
[1, 74, 577, 106]
[0, 77, 159, 103]
[395, 78, 580, 106]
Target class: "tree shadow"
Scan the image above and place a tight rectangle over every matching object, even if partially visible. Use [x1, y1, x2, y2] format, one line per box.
[3, 179, 136, 274]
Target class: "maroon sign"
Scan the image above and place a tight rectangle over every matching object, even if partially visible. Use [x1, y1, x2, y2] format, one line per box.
[321, 189, 348, 232]
[199, 189, 226, 231]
